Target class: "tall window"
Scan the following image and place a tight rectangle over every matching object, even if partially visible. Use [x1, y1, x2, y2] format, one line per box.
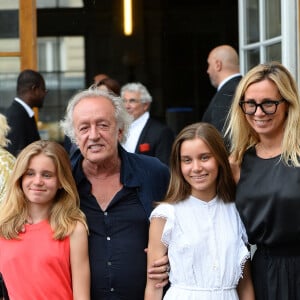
[239, 0, 298, 79]
[37, 36, 85, 141]
[0, 0, 35, 113]
[36, 0, 83, 8]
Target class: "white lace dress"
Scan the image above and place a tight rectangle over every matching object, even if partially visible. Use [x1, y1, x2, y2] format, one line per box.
[150, 195, 249, 300]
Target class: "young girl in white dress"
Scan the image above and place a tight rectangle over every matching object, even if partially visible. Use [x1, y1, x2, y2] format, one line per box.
[145, 122, 255, 300]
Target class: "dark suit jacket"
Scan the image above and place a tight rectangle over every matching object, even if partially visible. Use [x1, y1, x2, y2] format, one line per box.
[202, 75, 242, 134]
[134, 118, 175, 166]
[5, 100, 40, 156]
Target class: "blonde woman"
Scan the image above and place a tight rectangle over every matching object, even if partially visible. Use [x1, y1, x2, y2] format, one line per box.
[226, 61, 300, 299]
[0, 140, 90, 299]
[0, 113, 15, 203]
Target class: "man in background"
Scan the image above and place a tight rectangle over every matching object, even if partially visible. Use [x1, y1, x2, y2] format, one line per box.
[93, 73, 109, 85]
[121, 82, 174, 166]
[202, 45, 242, 135]
[5, 69, 47, 156]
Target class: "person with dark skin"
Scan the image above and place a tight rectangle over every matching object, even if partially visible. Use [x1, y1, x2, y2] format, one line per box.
[5, 69, 47, 156]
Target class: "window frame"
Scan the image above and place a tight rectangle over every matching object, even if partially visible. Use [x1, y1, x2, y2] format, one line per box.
[238, 0, 298, 81]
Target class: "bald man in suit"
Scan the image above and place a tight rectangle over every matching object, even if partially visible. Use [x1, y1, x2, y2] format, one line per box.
[202, 45, 242, 135]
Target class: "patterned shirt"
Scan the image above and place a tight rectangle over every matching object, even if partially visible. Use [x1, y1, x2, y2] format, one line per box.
[0, 147, 15, 202]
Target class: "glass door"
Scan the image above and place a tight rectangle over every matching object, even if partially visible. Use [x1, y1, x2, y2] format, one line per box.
[238, 0, 298, 80]
[0, 0, 37, 112]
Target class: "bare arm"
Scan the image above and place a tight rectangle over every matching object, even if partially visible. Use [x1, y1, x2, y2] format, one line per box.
[70, 221, 90, 300]
[146, 251, 169, 288]
[237, 260, 255, 300]
[229, 155, 240, 183]
[144, 217, 168, 300]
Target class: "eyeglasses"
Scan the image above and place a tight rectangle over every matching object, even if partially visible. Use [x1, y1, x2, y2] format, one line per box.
[239, 99, 286, 115]
[123, 98, 140, 104]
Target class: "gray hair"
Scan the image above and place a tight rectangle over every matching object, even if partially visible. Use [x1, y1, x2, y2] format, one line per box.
[60, 87, 133, 144]
[120, 82, 152, 103]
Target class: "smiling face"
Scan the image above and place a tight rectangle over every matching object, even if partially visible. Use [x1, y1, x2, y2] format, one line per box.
[73, 96, 122, 164]
[244, 79, 288, 140]
[180, 137, 218, 201]
[22, 153, 60, 208]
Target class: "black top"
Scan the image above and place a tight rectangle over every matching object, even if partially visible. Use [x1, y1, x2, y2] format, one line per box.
[79, 184, 148, 300]
[236, 147, 300, 247]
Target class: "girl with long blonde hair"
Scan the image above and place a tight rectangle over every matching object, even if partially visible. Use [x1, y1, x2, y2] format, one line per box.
[0, 140, 90, 300]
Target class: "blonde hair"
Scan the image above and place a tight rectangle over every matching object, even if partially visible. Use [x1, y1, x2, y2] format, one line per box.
[0, 113, 11, 148]
[164, 122, 235, 204]
[0, 140, 88, 239]
[226, 61, 300, 166]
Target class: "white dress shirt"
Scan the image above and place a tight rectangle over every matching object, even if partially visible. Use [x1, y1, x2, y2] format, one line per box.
[122, 111, 150, 153]
[14, 97, 35, 118]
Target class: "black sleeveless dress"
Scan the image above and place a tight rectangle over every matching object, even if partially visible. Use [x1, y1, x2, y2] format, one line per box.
[236, 147, 300, 300]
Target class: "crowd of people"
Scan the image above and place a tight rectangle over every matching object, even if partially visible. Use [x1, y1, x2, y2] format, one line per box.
[0, 48, 300, 300]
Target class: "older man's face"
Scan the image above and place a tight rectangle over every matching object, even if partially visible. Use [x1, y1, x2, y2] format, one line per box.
[122, 90, 150, 120]
[73, 96, 122, 163]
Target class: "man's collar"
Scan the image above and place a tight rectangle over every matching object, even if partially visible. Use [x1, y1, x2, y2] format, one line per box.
[217, 73, 241, 91]
[14, 97, 35, 117]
